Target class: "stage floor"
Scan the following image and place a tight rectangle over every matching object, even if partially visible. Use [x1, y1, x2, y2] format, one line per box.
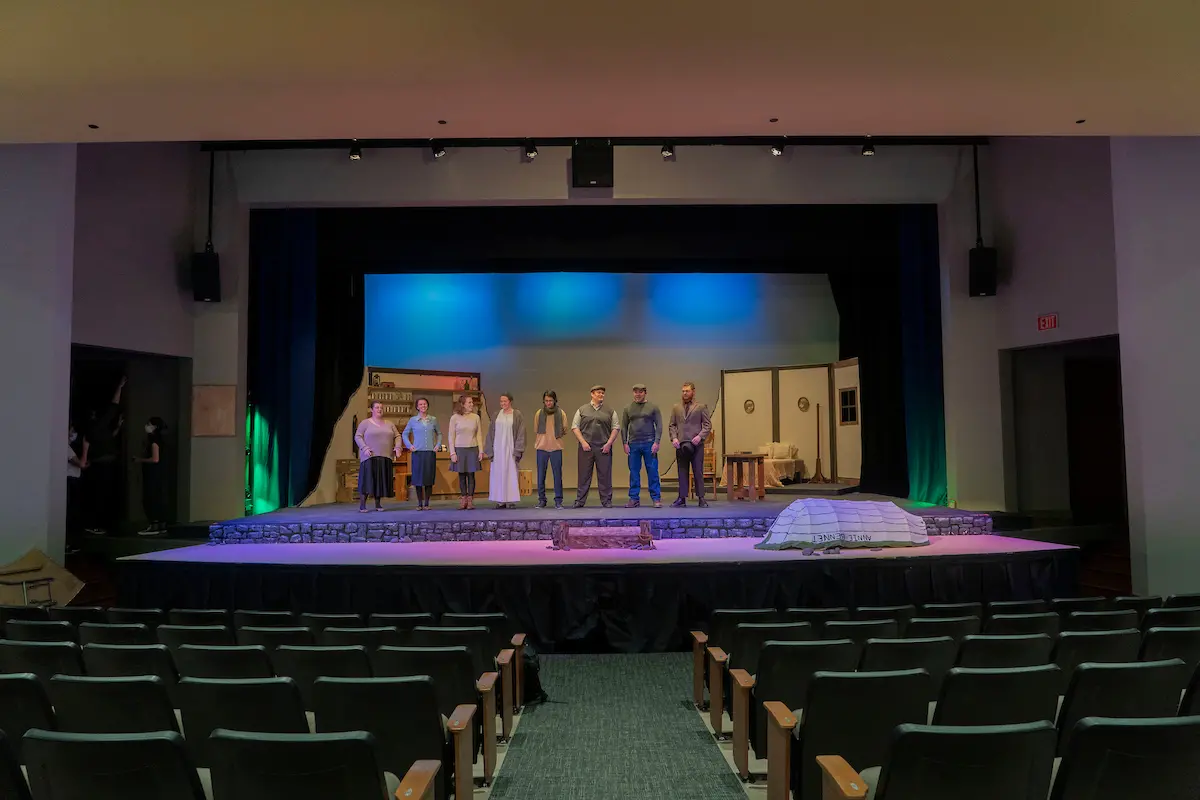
[125, 535, 1072, 568]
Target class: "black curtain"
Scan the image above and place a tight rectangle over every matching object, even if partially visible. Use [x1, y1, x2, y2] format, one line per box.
[827, 213, 911, 498]
[247, 210, 318, 511]
[309, 217, 364, 490]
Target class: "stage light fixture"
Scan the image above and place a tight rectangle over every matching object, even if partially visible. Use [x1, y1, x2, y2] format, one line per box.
[349, 140, 362, 160]
[770, 142, 785, 156]
[524, 140, 538, 159]
[661, 142, 675, 158]
[431, 141, 446, 159]
[861, 137, 875, 157]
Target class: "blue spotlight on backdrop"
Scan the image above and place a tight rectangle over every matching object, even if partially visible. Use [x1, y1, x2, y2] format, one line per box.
[512, 272, 626, 339]
[647, 272, 763, 331]
[364, 273, 502, 365]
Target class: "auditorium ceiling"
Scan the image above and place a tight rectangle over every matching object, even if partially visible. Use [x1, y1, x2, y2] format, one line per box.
[2, 0, 1198, 143]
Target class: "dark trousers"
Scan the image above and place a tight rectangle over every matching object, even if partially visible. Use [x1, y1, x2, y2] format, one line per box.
[575, 445, 613, 505]
[536, 450, 563, 504]
[84, 460, 119, 531]
[141, 465, 168, 522]
[677, 442, 706, 500]
[627, 442, 661, 502]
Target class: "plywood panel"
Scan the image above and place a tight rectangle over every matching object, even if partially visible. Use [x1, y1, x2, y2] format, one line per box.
[778, 366, 829, 479]
[723, 370, 773, 454]
[833, 362, 861, 480]
[192, 385, 237, 437]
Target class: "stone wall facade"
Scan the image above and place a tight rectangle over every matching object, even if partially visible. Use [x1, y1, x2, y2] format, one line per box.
[208, 511, 991, 544]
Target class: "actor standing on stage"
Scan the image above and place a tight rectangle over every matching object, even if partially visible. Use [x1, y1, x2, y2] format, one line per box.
[485, 392, 525, 509]
[402, 397, 441, 511]
[534, 390, 568, 509]
[572, 385, 620, 508]
[670, 382, 712, 508]
[355, 401, 402, 512]
[622, 383, 662, 508]
[448, 394, 485, 510]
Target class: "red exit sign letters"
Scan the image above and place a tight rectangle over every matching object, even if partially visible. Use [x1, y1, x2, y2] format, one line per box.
[1037, 313, 1058, 332]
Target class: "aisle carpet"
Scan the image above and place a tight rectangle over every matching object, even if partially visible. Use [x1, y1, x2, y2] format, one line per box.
[489, 653, 744, 800]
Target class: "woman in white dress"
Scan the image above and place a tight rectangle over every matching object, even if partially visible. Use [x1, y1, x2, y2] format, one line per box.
[484, 392, 525, 509]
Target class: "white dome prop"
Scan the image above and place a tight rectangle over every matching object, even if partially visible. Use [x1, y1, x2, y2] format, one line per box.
[756, 499, 930, 550]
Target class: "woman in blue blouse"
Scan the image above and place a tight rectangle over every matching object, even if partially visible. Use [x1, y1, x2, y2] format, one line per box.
[402, 397, 442, 510]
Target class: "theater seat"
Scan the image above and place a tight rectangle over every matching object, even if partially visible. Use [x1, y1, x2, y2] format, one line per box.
[0, 673, 55, 762]
[1050, 716, 1200, 800]
[817, 720, 1056, 800]
[208, 729, 439, 800]
[23, 729, 206, 800]
[174, 645, 272, 680]
[270, 645, 372, 709]
[48, 675, 178, 734]
[1056, 659, 1190, 755]
[0, 732, 30, 800]
[177, 677, 309, 767]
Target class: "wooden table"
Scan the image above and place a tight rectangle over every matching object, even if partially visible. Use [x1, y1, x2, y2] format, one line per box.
[724, 453, 767, 502]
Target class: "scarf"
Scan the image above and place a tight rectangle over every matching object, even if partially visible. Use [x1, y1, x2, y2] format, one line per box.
[537, 404, 565, 437]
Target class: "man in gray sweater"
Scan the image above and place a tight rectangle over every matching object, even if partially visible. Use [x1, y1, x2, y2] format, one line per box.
[621, 383, 662, 508]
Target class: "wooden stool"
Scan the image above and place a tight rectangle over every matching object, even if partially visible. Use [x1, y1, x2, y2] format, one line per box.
[724, 453, 766, 502]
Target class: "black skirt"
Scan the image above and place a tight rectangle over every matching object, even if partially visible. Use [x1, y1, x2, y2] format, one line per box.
[410, 450, 436, 486]
[357, 456, 394, 498]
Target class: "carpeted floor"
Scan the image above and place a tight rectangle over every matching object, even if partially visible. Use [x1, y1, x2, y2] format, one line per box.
[489, 653, 744, 800]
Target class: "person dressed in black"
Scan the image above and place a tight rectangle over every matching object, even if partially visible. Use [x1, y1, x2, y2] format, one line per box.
[133, 416, 168, 535]
[82, 377, 125, 535]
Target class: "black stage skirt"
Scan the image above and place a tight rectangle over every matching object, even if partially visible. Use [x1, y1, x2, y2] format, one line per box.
[357, 456, 394, 497]
[410, 450, 436, 486]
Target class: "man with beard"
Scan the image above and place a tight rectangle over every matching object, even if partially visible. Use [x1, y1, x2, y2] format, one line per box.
[669, 381, 712, 507]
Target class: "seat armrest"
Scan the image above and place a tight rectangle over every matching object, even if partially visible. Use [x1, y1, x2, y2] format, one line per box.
[691, 631, 709, 707]
[510, 634, 527, 710]
[497, 649, 515, 740]
[691, 630, 709, 646]
[707, 646, 729, 665]
[477, 671, 499, 786]
[763, 701, 797, 731]
[730, 668, 755, 689]
[395, 759, 441, 800]
[816, 755, 868, 800]
[477, 671, 498, 693]
[447, 704, 476, 800]
[447, 703, 476, 733]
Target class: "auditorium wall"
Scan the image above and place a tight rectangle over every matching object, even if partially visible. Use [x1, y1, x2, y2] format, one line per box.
[189, 143, 998, 520]
[71, 143, 197, 358]
[1109, 137, 1200, 595]
[0, 144, 77, 562]
[990, 137, 1119, 350]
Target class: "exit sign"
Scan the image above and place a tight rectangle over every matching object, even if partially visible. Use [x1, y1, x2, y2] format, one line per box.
[1037, 313, 1058, 332]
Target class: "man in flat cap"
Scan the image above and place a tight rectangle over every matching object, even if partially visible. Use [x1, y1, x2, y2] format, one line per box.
[571, 385, 620, 508]
[621, 383, 662, 508]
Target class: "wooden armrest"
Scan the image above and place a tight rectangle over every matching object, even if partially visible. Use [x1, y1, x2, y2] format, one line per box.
[447, 703, 476, 733]
[764, 701, 797, 731]
[730, 668, 755, 690]
[816, 755, 868, 800]
[395, 759, 441, 800]
[496, 648, 514, 666]
[510, 633, 526, 710]
[707, 646, 729, 664]
[476, 671, 498, 693]
[511, 632, 527, 647]
[691, 630, 709, 645]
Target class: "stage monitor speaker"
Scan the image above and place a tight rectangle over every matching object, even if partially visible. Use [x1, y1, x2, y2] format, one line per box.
[969, 246, 997, 297]
[571, 143, 614, 188]
[192, 251, 221, 303]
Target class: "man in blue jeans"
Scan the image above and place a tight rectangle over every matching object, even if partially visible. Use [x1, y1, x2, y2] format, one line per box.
[621, 383, 663, 508]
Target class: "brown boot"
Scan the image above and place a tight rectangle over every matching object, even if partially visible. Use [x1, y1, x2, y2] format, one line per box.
[466, 496, 476, 510]
[459, 495, 468, 510]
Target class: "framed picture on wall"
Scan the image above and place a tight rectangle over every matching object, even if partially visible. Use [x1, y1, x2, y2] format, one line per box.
[193, 385, 238, 437]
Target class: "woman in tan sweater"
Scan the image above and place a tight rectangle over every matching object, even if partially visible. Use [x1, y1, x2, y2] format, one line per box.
[354, 401, 402, 512]
[448, 394, 485, 509]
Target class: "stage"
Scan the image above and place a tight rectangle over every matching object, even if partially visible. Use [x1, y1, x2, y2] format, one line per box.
[116, 532, 1077, 654]
[206, 493, 994, 545]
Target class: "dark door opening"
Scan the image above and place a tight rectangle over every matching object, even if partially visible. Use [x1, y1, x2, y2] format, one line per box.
[1064, 355, 1127, 527]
